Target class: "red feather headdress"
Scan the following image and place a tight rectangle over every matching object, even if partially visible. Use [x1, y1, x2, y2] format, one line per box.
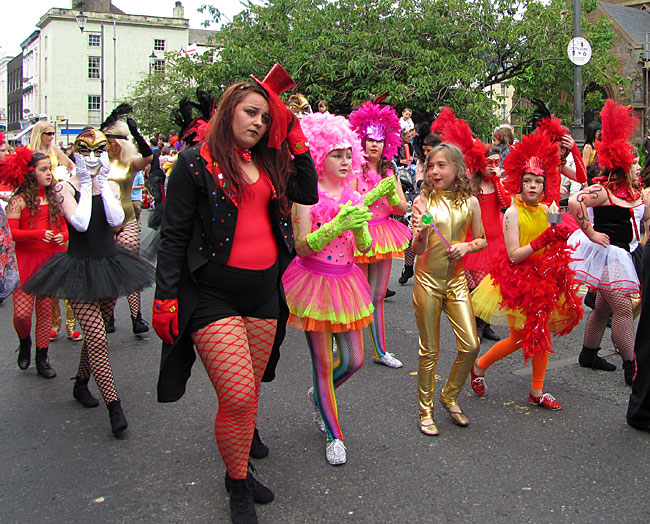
[536, 116, 568, 142]
[503, 131, 561, 203]
[595, 99, 638, 174]
[0, 146, 34, 189]
[429, 107, 488, 175]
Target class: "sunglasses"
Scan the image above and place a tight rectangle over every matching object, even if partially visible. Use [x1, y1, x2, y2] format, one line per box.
[42, 132, 56, 136]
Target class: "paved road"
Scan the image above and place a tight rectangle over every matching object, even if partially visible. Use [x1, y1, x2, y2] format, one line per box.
[1, 233, 649, 523]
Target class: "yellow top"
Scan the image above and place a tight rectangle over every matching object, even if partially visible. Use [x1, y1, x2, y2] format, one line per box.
[513, 196, 549, 251]
[48, 151, 59, 170]
[108, 159, 135, 227]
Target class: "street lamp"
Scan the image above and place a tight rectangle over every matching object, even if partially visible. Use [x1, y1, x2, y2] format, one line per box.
[76, 10, 104, 123]
[75, 11, 87, 32]
[148, 51, 156, 133]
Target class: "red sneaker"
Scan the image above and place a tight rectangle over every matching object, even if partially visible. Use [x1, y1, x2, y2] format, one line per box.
[470, 367, 485, 397]
[529, 392, 562, 410]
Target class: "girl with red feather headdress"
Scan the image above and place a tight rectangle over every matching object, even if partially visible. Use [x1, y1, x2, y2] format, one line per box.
[568, 99, 650, 386]
[0, 147, 68, 379]
[470, 130, 583, 411]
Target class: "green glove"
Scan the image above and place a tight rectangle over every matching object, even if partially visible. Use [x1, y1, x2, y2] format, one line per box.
[306, 202, 372, 252]
[353, 223, 372, 251]
[364, 176, 400, 207]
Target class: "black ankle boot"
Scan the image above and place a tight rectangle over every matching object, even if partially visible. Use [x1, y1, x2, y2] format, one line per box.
[578, 346, 616, 371]
[225, 462, 274, 504]
[475, 317, 485, 341]
[107, 399, 128, 435]
[228, 477, 258, 524]
[249, 427, 269, 459]
[482, 323, 501, 341]
[398, 265, 414, 285]
[131, 311, 149, 334]
[35, 348, 56, 378]
[17, 336, 32, 370]
[105, 314, 115, 333]
[72, 376, 99, 408]
[623, 360, 635, 386]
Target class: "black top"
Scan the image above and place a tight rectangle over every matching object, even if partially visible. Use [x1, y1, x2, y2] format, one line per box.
[593, 205, 633, 251]
[66, 194, 117, 257]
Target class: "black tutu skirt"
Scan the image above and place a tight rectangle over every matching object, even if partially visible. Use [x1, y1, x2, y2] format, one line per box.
[22, 246, 155, 302]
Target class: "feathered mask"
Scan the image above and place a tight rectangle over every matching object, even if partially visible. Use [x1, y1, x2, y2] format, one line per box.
[527, 99, 568, 141]
[0, 146, 34, 189]
[595, 99, 638, 175]
[100, 102, 132, 138]
[429, 107, 488, 175]
[349, 101, 401, 161]
[300, 112, 365, 177]
[503, 131, 561, 203]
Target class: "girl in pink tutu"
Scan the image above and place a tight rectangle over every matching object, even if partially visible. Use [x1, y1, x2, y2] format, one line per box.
[282, 112, 373, 466]
[348, 102, 411, 368]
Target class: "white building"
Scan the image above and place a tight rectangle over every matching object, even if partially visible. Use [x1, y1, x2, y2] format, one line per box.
[0, 54, 13, 131]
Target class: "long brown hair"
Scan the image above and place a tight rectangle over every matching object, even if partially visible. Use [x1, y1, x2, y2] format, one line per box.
[420, 143, 473, 207]
[205, 82, 292, 215]
[14, 152, 64, 229]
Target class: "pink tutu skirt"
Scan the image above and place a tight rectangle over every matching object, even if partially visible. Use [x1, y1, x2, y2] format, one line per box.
[283, 257, 374, 333]
[354, 217, 411, 263]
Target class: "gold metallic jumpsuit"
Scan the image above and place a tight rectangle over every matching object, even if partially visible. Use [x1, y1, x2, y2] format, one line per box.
[413, 191, 480, 422]
[108, 159, 135, 233]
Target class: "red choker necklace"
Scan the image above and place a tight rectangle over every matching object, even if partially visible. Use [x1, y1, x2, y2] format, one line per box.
[235, 149, 252, 163]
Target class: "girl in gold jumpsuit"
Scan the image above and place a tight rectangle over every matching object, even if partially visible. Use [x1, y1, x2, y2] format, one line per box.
[411, 143, 486, 436]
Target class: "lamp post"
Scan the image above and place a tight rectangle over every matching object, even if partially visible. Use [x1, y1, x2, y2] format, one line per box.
[571, 0, 584, 146]
[148, 51, 156, 134]
[76, 10, 104, 123]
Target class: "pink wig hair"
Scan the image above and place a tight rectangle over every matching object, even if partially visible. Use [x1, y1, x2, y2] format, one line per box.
[348, 102, 401, 160]
[300, 112, 365, 176]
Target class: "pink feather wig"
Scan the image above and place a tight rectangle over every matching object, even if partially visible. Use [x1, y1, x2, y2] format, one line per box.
[348, 102, 401, 161]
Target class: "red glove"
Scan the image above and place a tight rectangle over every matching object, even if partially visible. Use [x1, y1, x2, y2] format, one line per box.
[7, 219, 48, 241]
[152, 298, 179, 344]
[570, 143, 587, 184]
[553, 222, 572, 241]
[287, 114, 310, 156]
[491, 175, 511, 209]
[529, 227, 560, 252]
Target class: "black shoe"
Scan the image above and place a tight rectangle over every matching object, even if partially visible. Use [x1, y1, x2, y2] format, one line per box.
[584, 290, 596, 309]
[385, 288, 396, 298]
[398, 265, 414, 285]
[35, 348, 56, 378]
[228, 477, 258, 524]
[225, 463, 274, 505]
[105, 314, 115, 334]
[107, 399, 128, 435]
[623, 360, 635, 387]
[475, 317, 485, 341]
[17, 336, 32, 370]
[607, 314, 612, 328]
[72, 376, 99, 408]
[250, 428, 269, 459]
[578, 346, 616, 371]
[131, 312, 150, 335]
[482, 324, 501, 341]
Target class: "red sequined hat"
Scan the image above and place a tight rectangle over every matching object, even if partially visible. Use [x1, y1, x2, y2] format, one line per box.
[251, 63, 296, 149]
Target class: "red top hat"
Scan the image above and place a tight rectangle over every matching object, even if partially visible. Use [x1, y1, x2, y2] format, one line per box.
[251, 63, 296, 149]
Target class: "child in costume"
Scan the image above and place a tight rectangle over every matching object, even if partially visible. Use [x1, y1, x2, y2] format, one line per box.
[2, 148, 68, 378]
[282, 112, 374, 465]
[470, 131, 583, 410]
[568, 100, 650, 386]
[411, 143, 486, 436]
[349, 101, 411, 368]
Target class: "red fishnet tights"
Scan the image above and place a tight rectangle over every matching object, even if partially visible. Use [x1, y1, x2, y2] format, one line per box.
[114, 219, 142, 317]
[13, 288, 53, 348]
[70, 299, 118, 404]
[192, 316, 277, 479]
[583, 289, 635, 361]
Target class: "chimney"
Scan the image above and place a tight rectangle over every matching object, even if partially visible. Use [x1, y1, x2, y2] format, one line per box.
[173, 1, 184, 18]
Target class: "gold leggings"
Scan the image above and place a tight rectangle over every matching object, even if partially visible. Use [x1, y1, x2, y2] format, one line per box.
[413, 274, 480, 420]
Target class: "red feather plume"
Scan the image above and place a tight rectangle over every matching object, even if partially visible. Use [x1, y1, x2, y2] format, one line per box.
[0, 146, 34, 189]
[595, 99, 638, 174]
[430, 107, 456, 136]
[537, 116, 568, 141]
[0, 130, 6, 145]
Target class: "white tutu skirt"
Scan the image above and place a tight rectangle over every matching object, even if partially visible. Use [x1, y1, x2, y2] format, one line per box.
[568, 229, 639, 295]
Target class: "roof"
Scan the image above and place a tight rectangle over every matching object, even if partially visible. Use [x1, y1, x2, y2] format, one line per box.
[599, 2, 650, 45]
[188, 28, 215, 45]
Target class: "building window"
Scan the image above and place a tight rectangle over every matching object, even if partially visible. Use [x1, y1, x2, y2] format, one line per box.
[88, 33, 101, 47]
[154, 39, 166, 51]
[88, 95, 101, 125]
[44, 57, 47, 81]
[152, 59, 166, 74]
[88, 56, 100, 79]
[44, 96, 48, 114]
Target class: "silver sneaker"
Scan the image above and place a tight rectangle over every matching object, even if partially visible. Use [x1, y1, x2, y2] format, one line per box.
[307, 387, 326, 433]
[326, 439, 347, 466]
[373, 352, 403, 368]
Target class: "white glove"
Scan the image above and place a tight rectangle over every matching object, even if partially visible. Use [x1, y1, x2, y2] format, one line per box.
[98, 153, 125, 227]
[68, 154, 93, 232]
[97, 151, 111, 191]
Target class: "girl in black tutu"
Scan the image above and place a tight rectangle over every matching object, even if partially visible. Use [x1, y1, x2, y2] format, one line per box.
[23, 129, 155, 436]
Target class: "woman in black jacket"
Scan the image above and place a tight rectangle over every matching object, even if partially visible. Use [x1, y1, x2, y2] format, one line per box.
[152, 64, 317, 524]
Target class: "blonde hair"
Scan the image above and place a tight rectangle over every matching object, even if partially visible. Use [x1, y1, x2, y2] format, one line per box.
[420, 143, 473, 207]
[28, 121, 54, 154]
[103, 120, 137, 165]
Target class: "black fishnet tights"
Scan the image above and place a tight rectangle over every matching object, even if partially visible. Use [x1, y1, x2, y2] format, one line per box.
[583, 289, 635, 361]
[113, 219, 141, 317]
[70, 299, 118, 404]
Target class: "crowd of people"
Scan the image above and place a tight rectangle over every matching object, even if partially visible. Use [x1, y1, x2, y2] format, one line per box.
[1, 63, 650, 524]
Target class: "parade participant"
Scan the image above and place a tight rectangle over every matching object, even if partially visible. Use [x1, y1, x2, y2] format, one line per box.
[28, 121, 75, 175]
[582, 121, 602, 166]
[410, 143, 486, 435]
[0, 131, 19, 304]
[0, 131, 14, 207]
[100, 105, 153, 335]
[568, 100, 650, 386]
[152, 64, 317, 524]
[430, 107, 510, 341]
[1, 148, 67, 378]
[282, 111, 373, 465]
[22, 129, 155, 434]
[470, 131, 582, 410]
[348, 101, 410, 368]
[286, 93, 312, 118]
